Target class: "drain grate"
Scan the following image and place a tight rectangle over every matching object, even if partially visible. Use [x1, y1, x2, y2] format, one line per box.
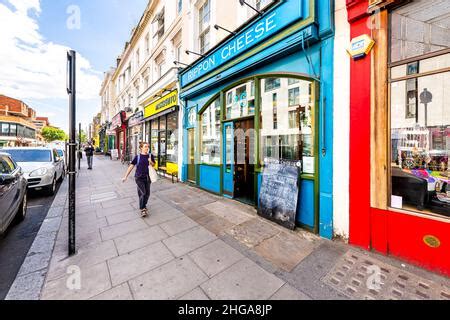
[323, 251, 450, 300]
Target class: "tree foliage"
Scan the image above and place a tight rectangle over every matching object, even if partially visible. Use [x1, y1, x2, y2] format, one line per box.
[41, 126, 67, 142]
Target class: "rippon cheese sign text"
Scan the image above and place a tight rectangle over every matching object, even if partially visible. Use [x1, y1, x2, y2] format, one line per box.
[181, 0, 303, 87]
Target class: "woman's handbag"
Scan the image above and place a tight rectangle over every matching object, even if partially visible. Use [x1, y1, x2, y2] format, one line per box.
[149, 164, 158, 183]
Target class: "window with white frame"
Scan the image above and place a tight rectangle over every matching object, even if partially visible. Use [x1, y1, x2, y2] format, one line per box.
[153, 8, 165, 43]
[145, 33, 150, 56]
[198, 0, 210, 54]
[136, 49, 140, 69]
[155, 52, 166, 79]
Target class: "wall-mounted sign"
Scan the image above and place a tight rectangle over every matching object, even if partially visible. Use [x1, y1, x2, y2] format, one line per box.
[128, 111, 144, 127]
[111, 111, 125, 130]
[347, 34, 375, 60]
[180, 0, 304, 87]
[423, 235, 441, 248]
[144, 90, 178, 119]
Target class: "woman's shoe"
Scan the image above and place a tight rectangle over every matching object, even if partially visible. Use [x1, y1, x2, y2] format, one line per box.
[140, 209, 148, 217]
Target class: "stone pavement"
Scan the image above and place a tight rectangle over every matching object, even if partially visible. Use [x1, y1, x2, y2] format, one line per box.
[8, 156, 450, 300]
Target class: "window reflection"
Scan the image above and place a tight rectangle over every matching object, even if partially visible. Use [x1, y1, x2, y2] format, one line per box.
[225, 81, 255, 119]
[200, 98, 221, 164]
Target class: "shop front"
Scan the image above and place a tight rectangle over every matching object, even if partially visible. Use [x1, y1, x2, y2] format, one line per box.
[127, 111, 144, 160]
[143, 90, 179, 176]
[347, 0, 450, 275]
[111, 111, 126, 160]
[179, 0, 335, 238]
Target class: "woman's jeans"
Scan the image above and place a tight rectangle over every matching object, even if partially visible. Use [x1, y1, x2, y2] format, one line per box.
[135, 176, 151, 210]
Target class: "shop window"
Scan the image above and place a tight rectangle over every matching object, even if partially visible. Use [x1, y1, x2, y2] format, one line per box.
[390, 54, 450, 217]
[10, 124, 17, 136]
[151, 120, 159, 159]
[225, 81, 255, 120]
[260, 77, 315, 171]
[200, 98, 220, 165]
[167, 112, 178, 164]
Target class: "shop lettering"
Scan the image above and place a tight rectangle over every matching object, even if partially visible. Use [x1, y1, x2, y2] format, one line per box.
[155, 95, 177, 111]
[186, 12, 277, 83]
[187, 57, 217, 82]
[222, 13, 277, 60]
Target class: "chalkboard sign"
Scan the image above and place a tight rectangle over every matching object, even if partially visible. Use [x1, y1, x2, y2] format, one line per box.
[258, 158, 301, 230]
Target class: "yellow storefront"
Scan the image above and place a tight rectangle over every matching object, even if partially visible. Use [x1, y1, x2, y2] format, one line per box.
[144, 90, 179, 175]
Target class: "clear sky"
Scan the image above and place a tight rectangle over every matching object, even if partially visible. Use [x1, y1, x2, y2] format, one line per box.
[0, 0, 148, 133]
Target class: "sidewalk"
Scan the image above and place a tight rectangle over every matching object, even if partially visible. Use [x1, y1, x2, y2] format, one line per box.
[8, 156, 450, 300]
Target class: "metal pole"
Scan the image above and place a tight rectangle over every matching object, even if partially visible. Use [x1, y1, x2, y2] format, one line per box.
[67, 50, 76, 256]
[78, 123, 82, 170]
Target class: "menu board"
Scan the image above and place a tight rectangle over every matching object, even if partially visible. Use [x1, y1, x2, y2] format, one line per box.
[258, 158, 301, 230]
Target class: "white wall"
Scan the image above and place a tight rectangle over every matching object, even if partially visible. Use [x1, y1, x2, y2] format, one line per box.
[333, 0, 350, 240]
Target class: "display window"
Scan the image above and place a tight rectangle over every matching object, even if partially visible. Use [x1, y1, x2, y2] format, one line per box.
[390, 54, 450, 216]
[225, 81, 255, 120]
[167, 112, 178, 164]
[260, 77, 315, 172]
[200, 98, 221, 165]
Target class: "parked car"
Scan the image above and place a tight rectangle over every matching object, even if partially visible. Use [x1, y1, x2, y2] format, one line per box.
[56, 149, 66, 173]
[1, 147, 65, 195]
[0, 152, 28, 235]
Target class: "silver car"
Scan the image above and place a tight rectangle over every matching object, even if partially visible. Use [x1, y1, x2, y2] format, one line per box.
[1, 147, 65, 195]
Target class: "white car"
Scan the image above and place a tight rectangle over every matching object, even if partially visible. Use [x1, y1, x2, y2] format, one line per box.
[1, 147, 65, 195]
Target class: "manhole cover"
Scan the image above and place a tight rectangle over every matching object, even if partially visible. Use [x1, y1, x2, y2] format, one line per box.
[323, 251, 450, 300]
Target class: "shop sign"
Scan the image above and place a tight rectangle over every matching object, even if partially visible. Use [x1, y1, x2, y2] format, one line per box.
[144, 90, 178, 119]
[180, 0, 304, 87]
[128, 111, 144, 127]
[111, 111, 125, 130]
[347, 34, 375, 60]
[106, 129, 116, 136]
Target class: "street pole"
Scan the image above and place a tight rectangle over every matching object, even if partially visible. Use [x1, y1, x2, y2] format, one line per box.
[79, 123, 82, 170]
[67, 50, 76, 256]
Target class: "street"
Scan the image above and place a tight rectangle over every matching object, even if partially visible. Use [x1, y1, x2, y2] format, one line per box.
[0, 184, 62, 299]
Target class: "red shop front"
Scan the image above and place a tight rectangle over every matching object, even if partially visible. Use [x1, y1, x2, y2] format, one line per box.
[347, 0, 450, 276]
[111, 111, 127, 160]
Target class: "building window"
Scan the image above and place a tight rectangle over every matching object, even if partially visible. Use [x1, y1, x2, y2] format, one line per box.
[260, 77, 315, 168]
[1, 123, 9, 136]
[390, 52, 450, 217]
[167, 112, 178, 164]
[136, 49, 140, 69]
[200, 97, 220, 164]
[225, 81, 255, 119]
[155, 52, 166, 79]
[264, 78, 280, 92]
[153, 8, 165, 42]
[198, 0, 211, 54]
[145, 33, 150, 56]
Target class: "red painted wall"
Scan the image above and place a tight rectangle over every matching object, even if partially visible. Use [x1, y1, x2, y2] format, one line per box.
[348, 0, 372, 250]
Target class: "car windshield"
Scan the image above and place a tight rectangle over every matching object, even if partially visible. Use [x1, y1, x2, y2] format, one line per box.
[2, 149, 52, 162]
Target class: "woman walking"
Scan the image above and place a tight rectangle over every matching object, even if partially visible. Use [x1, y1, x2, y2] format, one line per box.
[122, 142, 155, 217]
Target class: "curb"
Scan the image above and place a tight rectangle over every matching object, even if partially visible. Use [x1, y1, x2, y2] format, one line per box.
[5, 178, 68, 300]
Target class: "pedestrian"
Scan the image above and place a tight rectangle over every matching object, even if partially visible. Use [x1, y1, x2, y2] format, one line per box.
[84, 142, 95, 170]
[122, 142, 155, 217]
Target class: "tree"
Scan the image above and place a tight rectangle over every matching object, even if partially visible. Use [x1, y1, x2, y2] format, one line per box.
[41, 126, 67, 142]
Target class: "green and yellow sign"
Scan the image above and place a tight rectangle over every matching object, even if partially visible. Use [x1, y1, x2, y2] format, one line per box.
[144, 90, 178, 119]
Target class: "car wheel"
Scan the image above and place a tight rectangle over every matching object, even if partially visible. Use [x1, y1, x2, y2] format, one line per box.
[46, 177, 57, 196]
[15, 192, 27, 222]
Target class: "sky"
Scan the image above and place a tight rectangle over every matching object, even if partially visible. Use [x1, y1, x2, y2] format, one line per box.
[0, 0, 148, 133]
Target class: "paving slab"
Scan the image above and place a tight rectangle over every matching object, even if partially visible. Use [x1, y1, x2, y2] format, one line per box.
[226, 218, 280, 248]
[179, 287, 210, 300]
[197, 214, 236, 236]
[108, 241, 174, 286]
[100, 219, 148, 241]
[269, 284, 311, 300]
[113, 226, 168, 255]
[163, 226, 217, 257]
[129, 257, 209, 300]
[203, 201, 254, 225]
[91, 283, 133, 300]
[41, 262, 111, 300]
[159, 216, 199, 236]
[201, 258, 284, 300]
[189, 239, 245, 278]
[106, 212, 142, 226]
[254, 231, 318, 272]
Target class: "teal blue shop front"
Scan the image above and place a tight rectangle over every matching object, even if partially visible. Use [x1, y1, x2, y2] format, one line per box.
[179, 0, 334, 239]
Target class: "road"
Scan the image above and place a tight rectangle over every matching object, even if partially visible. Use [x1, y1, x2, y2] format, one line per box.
[0, 183, 62, 300]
